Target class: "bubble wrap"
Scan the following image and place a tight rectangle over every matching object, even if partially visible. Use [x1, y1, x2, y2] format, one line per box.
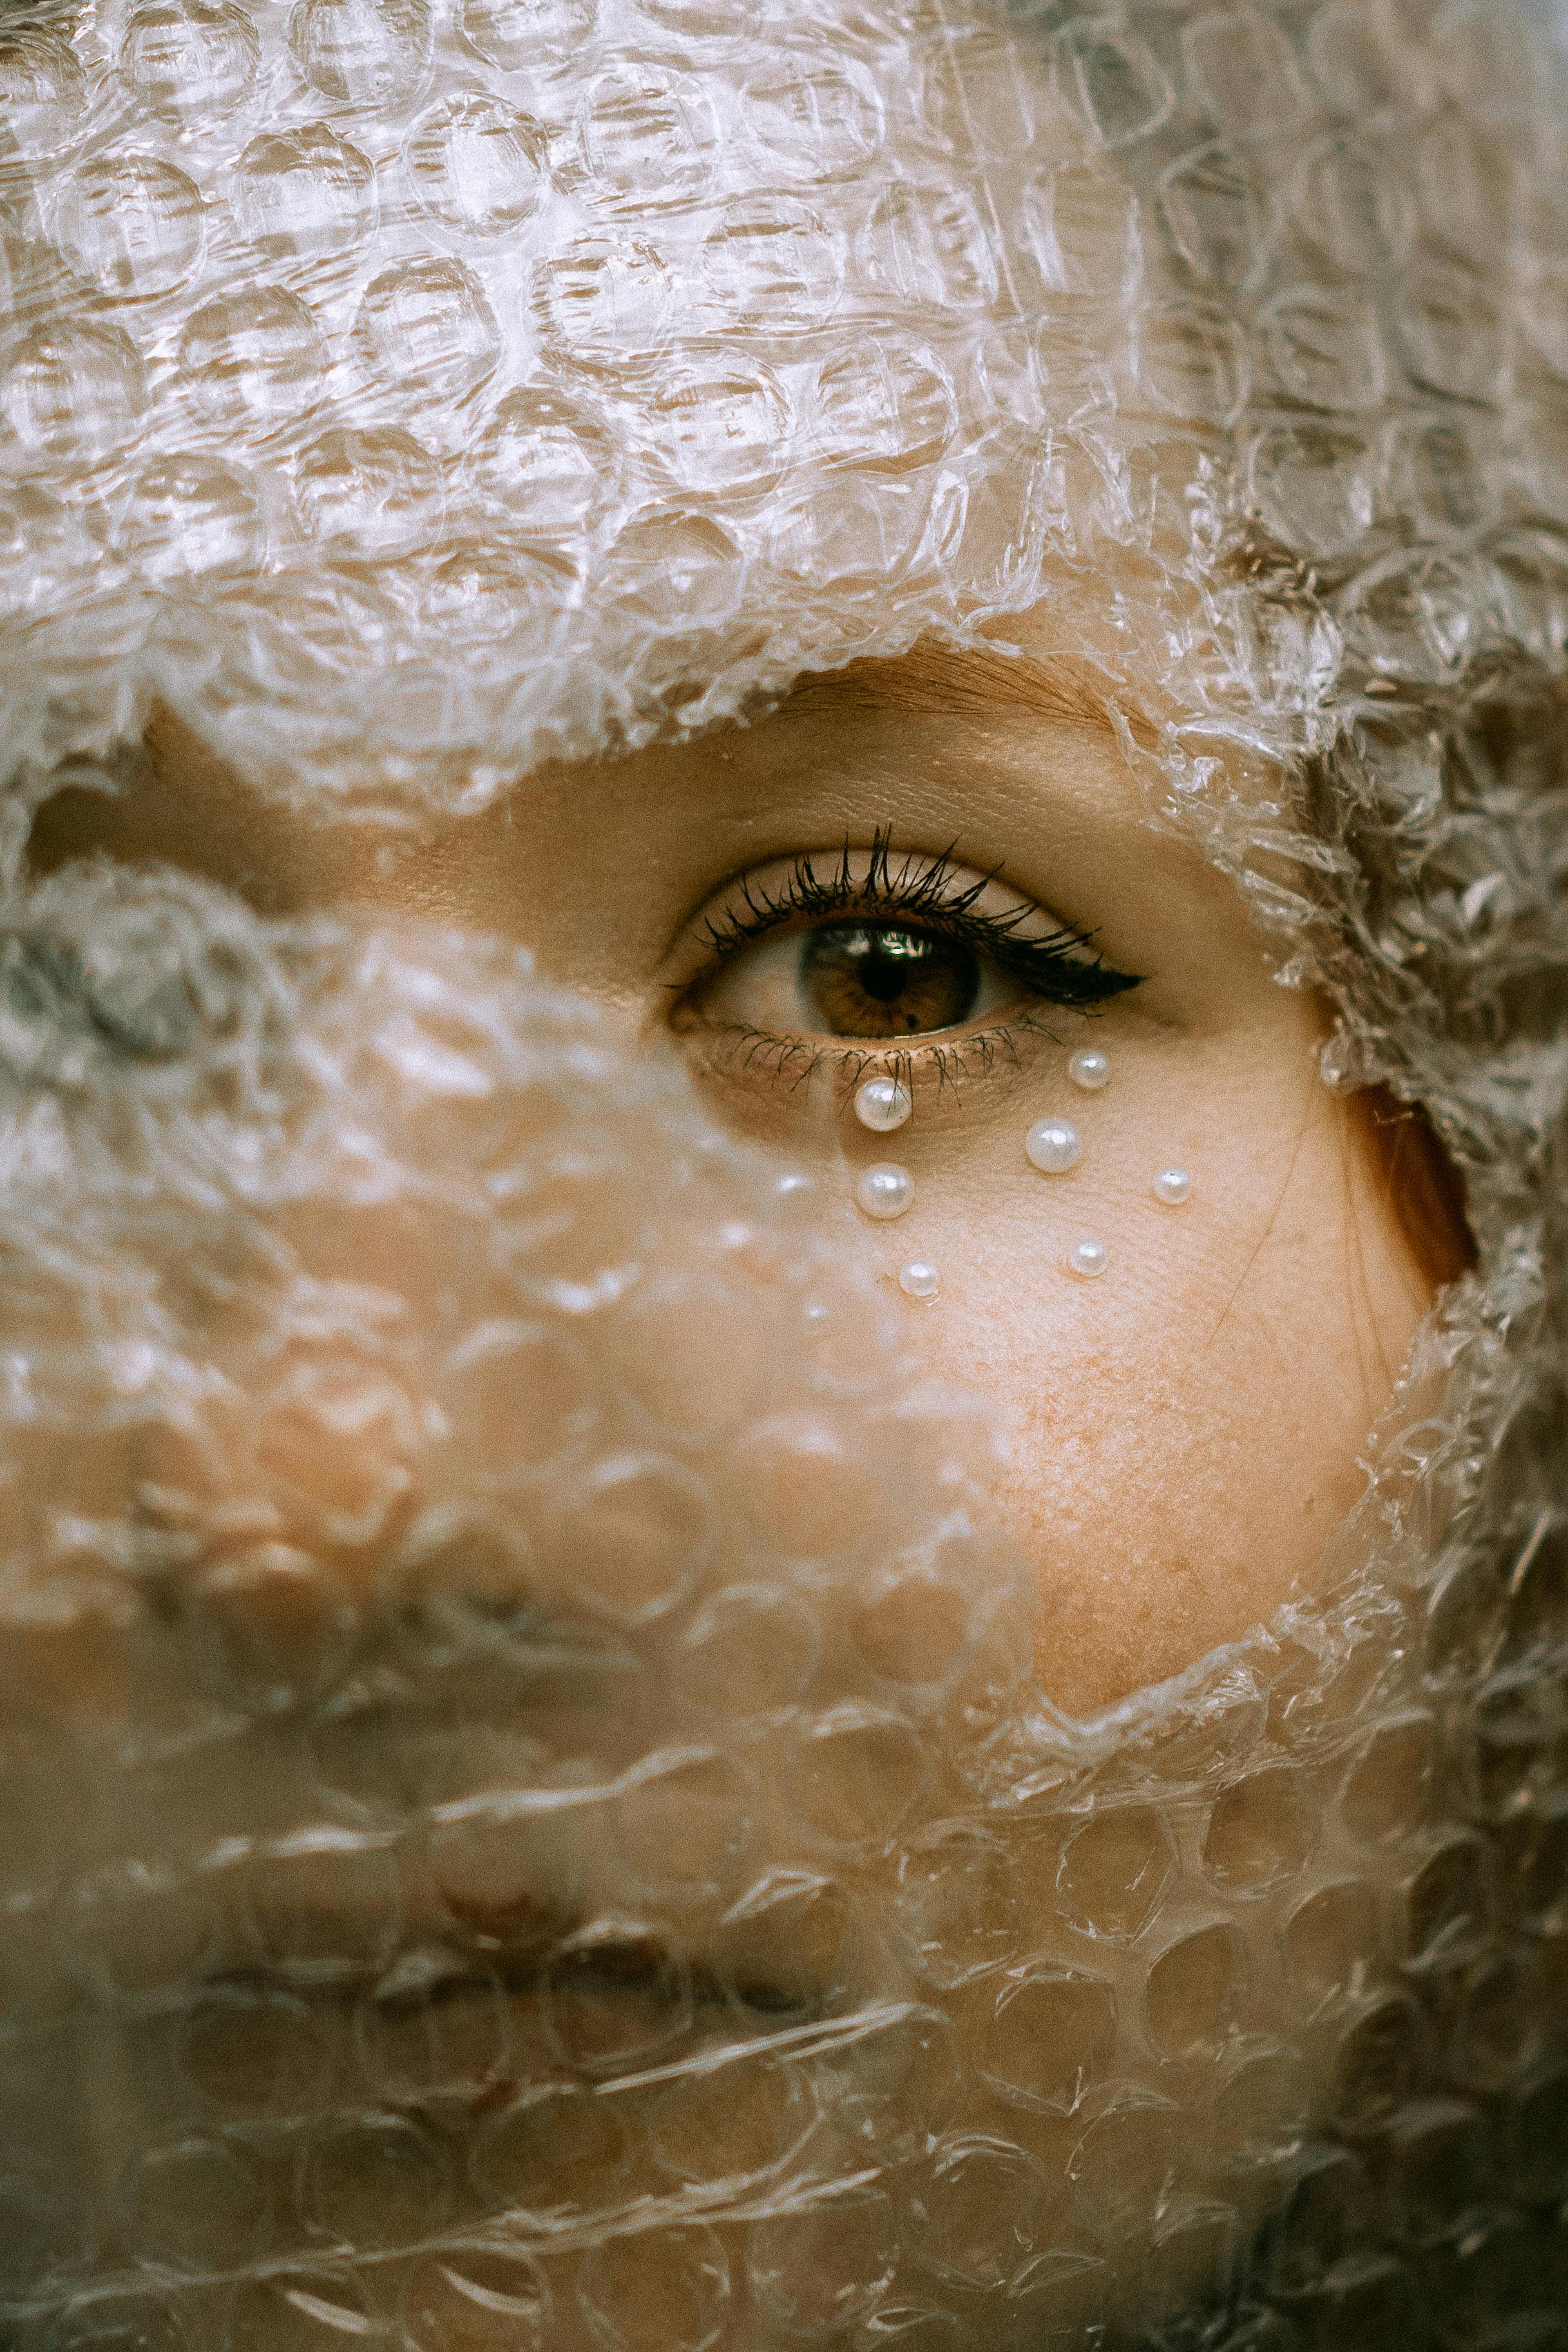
[1, 0, 1567, 2346]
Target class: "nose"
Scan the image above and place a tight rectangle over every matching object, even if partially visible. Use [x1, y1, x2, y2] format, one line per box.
[4, 913, 1021, 1920]
[107, 923, 909, 1681]
[140, 1195, 931, 1698]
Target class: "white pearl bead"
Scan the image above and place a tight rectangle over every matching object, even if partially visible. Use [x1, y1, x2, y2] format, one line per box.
[1026, 1116, 1081, 1174]
[899, 1259, 940, 1301]
[856, 1162, 913, 1220]
[1066, 1236, 1108, 1279]
[854, 1075, 912, 1133]
[1153, 1167, 1192, 1205]
[1069, 1047, 1110, 1091]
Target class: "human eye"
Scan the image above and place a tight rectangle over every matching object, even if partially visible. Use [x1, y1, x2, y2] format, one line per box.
[666, 832, 1142, 1100]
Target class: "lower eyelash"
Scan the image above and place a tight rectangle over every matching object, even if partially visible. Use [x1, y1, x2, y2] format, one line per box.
[684, 1005, 1069, 1101]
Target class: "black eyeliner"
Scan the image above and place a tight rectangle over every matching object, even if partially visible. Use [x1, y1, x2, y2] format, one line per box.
[695, 827, 1144, 1015]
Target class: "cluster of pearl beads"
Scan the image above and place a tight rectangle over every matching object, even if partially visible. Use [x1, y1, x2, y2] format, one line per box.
[850, 1046, 1194, 1297]
[848, 1078, 932, 1296]
[1017, 1050, 1197, 1274]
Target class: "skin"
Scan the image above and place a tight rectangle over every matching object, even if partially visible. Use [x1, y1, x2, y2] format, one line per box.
[26, 624, 1433, 1716]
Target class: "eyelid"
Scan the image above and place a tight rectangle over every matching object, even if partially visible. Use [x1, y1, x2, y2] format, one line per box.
[667, 842, 1096, 990]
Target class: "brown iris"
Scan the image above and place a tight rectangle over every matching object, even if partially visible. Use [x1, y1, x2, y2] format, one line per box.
[799, 923, 980, 1038]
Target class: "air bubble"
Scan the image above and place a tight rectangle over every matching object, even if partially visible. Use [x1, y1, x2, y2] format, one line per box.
[0, 26, 86, 155]
[1, 321, 147, 463]
[640, 356, 794, 497]
[288, 0, 432, 110]
[117, 455, 263, 578]
[405, 93, 550, 237]
[742, 49, 883, 178]
[574, 61, 721, 213]
[178, 287, 325, 428]
[1053, 22, 1172, 150]
[533, 235, 677, 366]
[52, 155, 204, 300]
[231, 124, 376, 259]
[118, 0, 260, 122]
[422, 544, 578, 649]
[354, 257, 501, 404]
[457, 0, 594, 72]
[1264, 286, 1386, 413]
[468, 387, 615, 535]
[701, 192, 845, 337]
[604, 510, 743, 630]
[292, 427, 445, 559]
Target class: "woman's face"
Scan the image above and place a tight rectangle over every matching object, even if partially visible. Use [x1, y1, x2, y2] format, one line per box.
[17, 616, 1446, 2347]
[29, 619, 1434, 1716]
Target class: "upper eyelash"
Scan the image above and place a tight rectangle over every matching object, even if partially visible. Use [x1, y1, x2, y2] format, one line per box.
[692, 827, 1144, 1013]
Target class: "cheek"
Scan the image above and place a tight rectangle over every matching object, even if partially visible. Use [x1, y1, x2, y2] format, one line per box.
[856, 1058, 1433, 1715]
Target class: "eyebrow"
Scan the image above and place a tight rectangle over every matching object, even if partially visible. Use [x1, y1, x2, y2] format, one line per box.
[773, 638, 1157, 744]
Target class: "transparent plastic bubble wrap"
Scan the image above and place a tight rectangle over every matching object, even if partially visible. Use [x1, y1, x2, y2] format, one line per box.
[1, 0, 1567, 2347]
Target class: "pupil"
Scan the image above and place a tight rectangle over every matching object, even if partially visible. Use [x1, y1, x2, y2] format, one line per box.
[799, 924, 980, 1038]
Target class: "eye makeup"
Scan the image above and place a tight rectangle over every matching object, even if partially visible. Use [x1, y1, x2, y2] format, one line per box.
[668, 832, 1143, 1104]
[669, 837, 1174, 1306]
